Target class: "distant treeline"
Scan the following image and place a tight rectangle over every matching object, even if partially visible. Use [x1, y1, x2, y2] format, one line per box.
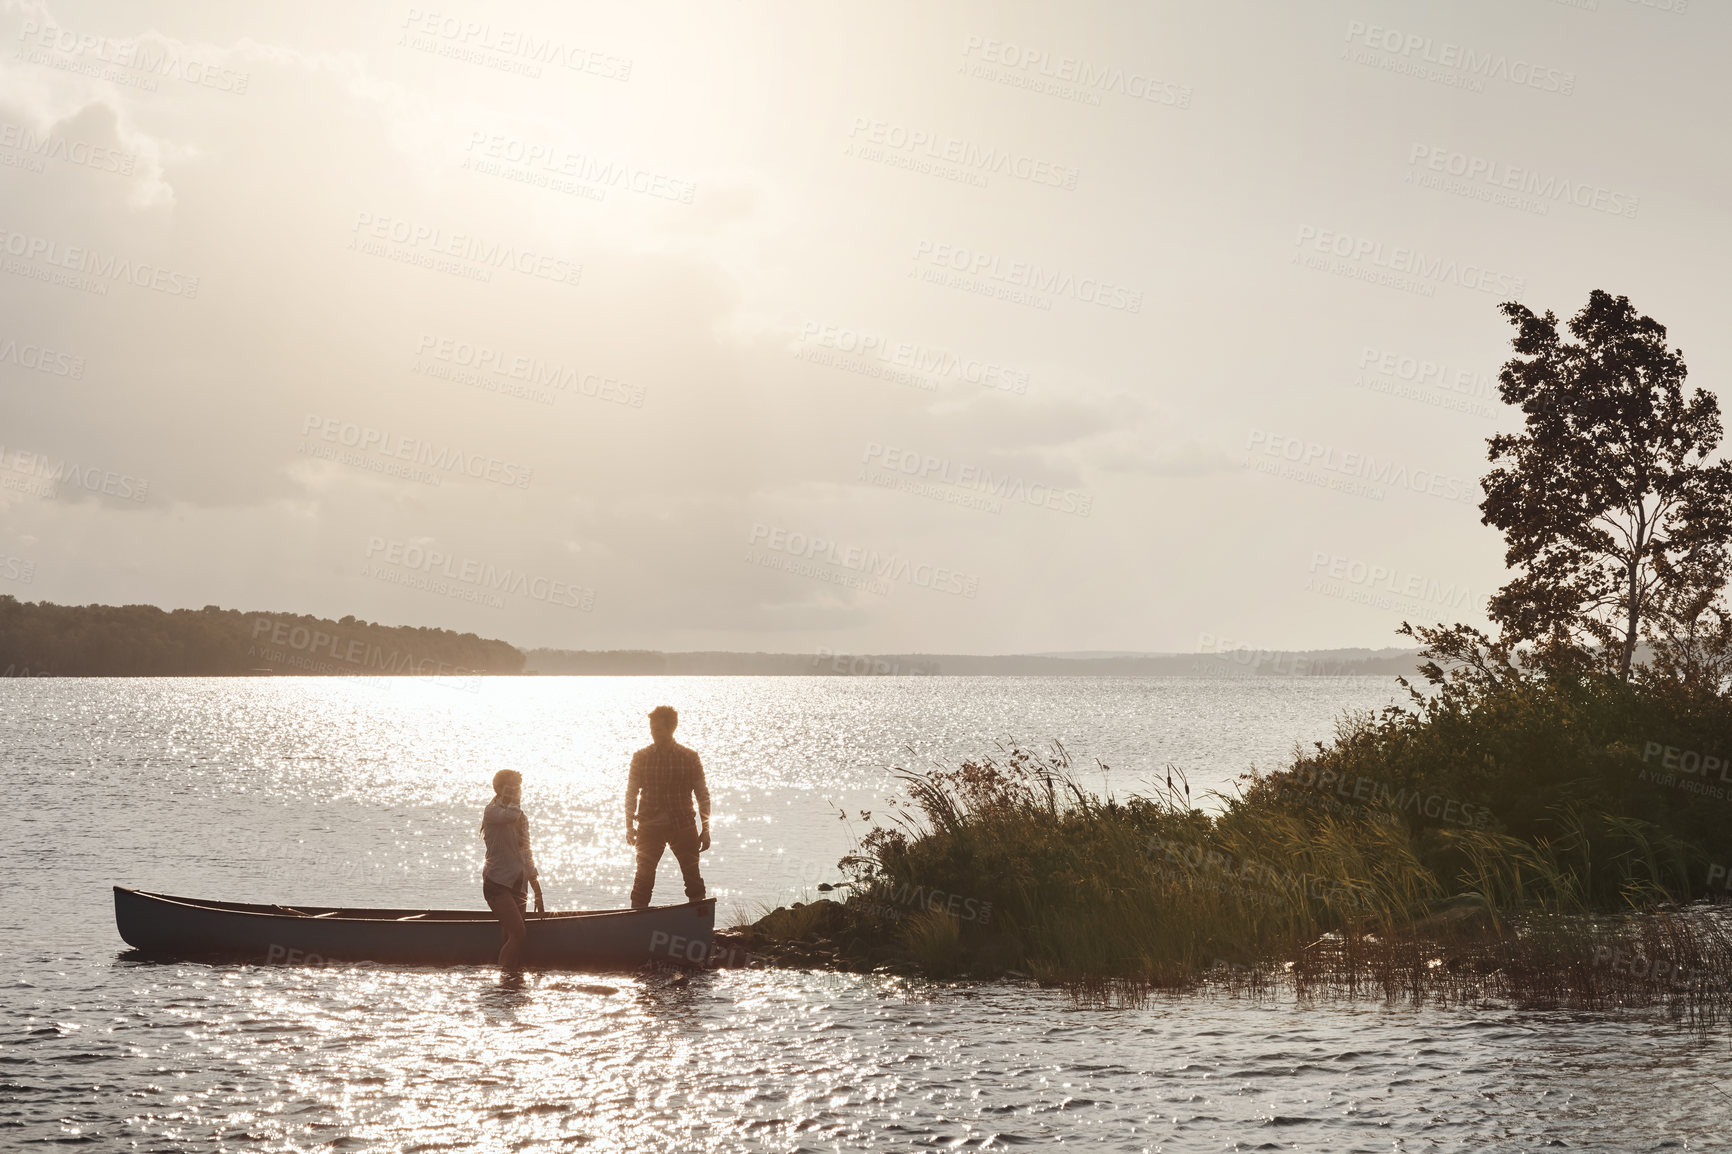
[0, 597, 525, 677]
[0, 597, 1420, 678]
[524, 647, 1423, 677]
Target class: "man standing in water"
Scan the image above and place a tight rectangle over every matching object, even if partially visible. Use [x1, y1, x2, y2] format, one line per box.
[626, 705, 710, 907]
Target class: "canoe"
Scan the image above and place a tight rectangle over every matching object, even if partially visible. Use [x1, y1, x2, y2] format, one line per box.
[113, 886, 716, 969]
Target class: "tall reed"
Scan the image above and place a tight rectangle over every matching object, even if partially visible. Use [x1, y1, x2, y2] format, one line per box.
[818, 737, 1732, 1018]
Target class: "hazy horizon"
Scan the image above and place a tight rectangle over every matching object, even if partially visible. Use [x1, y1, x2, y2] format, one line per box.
[3, 1, 1724, 654]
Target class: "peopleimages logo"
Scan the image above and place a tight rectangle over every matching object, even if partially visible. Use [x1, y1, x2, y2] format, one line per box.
[959, 35, 1193, 109]
[847, 116, 1080, 190]
[796, 322, 1029, 395]
[747, 523, 979, 598]
[0, 336, 84, 379]
[1353, 345, 1498, 420]
[1406, 145, 1639, 219]
[1357, 347, 1497, 401]
[0, 445, 149, 501]
[364, 537, 595, 610]
[1245, 430, 1478, 505]
[1294, 226, 1525, 297]
[862, 443, 1091, 516]
[348, 213, 582, 287]
[1195, 632, 1316, 677]
[300, 415, 533, 488]
[15, 19, 251, 94]
[0, 226, 200, 298]
[1342, 20, 1575, 95]
[463, 131, 695, 204]
[911, 240, 1143, 312]
[1306, 551, 1477, 613]
[0, 119, 136, 175]
[399, 8, 633, 80]
[813, 648, 939, 676]
[248, 617, 484, 676]
[414, 335, 644, 407]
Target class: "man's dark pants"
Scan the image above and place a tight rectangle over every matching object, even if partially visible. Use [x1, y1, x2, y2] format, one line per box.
[632, 820, 705, 907]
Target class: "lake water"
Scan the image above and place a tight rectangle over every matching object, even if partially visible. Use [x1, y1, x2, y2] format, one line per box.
[4, 676, 1729, 1151]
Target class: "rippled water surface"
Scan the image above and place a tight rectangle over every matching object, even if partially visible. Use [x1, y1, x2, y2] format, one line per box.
[5, 676, 1730, 1151]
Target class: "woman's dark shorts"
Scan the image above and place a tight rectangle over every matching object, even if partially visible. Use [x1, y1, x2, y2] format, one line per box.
[483, 878, 527, 911]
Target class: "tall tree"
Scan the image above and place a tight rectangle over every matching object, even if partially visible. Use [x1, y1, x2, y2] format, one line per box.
[1481, 290, 1732, 679]
[1641, 543, 1732, 696]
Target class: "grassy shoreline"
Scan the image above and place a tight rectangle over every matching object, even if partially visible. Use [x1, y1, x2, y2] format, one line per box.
[723, 673, 1732, 1016]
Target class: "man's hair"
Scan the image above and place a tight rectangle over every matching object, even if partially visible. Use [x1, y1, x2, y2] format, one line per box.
[492, 769, 522, 795]
[648, 705, 678, 729]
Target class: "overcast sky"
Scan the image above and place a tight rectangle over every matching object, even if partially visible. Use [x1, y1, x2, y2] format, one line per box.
[0, 0, 1723, 654]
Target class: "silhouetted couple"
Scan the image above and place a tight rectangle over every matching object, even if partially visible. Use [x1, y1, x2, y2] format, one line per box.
[479, 704, 711, 967]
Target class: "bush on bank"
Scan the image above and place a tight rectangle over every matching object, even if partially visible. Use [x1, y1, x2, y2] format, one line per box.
[735, 672, 1732, 988]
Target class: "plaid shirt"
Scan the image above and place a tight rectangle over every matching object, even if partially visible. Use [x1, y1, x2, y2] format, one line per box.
[627, 739, 709, 827]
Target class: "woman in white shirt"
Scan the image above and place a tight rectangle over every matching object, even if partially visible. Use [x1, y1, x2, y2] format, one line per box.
[480, 769, 544, 969]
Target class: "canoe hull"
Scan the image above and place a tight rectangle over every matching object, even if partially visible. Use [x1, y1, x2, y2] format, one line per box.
[114, 887, 716, 969]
